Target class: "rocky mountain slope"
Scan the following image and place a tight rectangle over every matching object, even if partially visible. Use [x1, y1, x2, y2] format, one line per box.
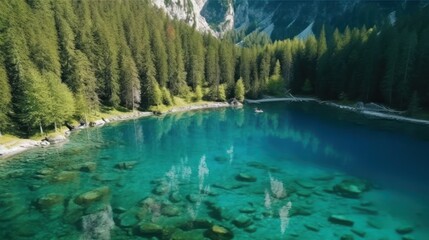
[151, 0, 428, 40]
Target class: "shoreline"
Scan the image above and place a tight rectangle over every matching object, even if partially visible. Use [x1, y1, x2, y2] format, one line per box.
[0, 102, 233, 160]
[3, 97, 427, 160]
[246, 97, 429, 125]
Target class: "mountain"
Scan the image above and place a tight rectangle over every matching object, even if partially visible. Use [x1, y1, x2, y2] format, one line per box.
[152, 0, 428, 40]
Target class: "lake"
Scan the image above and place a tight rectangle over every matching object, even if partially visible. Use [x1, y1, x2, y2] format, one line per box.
[1, 102, 428, 239]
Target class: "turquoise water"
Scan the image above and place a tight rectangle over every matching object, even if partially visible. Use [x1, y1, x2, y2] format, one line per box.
[1, 102, 429, 239]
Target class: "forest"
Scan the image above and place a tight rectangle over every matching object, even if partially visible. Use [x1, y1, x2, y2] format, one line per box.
[0, 0, 428, 136]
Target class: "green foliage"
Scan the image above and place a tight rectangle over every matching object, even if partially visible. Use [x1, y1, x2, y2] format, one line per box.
[45, 72, 75, 130]
[234, 78, 245, 101]
[161, 87, 174, 106]
[1, 0, 428, 135]
[0, 65, 11, 132]
[218, 84, 227, 102]
[266, 60, 285, 96]
[195, 85, 203, 102]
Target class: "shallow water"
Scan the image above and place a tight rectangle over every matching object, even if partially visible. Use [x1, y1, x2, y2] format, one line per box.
[1, 102, 428, 239]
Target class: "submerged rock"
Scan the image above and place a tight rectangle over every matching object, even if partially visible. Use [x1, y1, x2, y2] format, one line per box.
[244, 225, 257, 233]
[117, 211, 138, 227]
[352, 205, 378, 215]
[186, 194, 200, 203]
[340, 234, 355, 240]
[205, 225, 234, 240]
[396, 226, 414, 235]
[333, 179, 370, 198]
[171, 229, 205, 240]
[367, 218, 384, 229]
[153, 184, 169, 195]
[35, 193, 64, 209]
[74, 186, 110, 206]
[115, 161, 138, 170]
[136, 222, 163, 236]
[52, 171, 79, 183]
[328, 215, 354, 227]
[235, 173, 257, 182]
[77, 162, 97, 172]
[232, 214, 253, 228]
[161, 205, 181, 217]
[304, 223, 320, 232]
[214, 156, 229, 163]
[179, 219, 213, 231]
[351, 228, 366, 237]
[169, 192, 182, 203]
[239, 206, 257, 214]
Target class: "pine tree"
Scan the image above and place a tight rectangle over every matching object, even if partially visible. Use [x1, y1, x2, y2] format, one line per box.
[267, 60, 284, 96]
[259, 48, 271, 92]
[0, 65, 12, 134]
[119, 52, 140, 110]
[234, 78, 245, 102]
[317, 25, 327, 59]
[219, 42, 235, 97]
[44, 72, 75, 131]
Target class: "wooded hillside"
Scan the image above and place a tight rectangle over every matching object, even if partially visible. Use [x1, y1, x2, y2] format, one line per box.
[0, 0, 428, 136]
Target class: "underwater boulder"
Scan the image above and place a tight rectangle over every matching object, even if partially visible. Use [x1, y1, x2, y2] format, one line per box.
[232, 214, 253, 228]
[52, 171, 79, 183]
[135, 222, 163, 237]
[328, 215, 355, 226]
[333, 179, 370, 198]
[204, 225, 234, 240]
[115, 161, 138, 170]
[35, 193, 64, 209]
[74, 186, 110, 206]
[235, 173, 257, 182]
[396, 225, 414, 235]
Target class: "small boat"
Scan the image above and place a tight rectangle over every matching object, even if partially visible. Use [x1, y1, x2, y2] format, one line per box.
[255, 108, 263, 113]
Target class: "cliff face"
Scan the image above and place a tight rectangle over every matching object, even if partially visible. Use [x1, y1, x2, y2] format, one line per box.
[151, 0, 427, 39]
[151, 0, 235, 37]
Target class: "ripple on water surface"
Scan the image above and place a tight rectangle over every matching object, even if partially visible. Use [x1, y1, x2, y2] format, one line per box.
[0, 102, 428, 239]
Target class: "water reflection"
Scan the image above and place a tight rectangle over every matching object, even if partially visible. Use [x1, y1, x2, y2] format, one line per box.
[1, 103, 428, 239]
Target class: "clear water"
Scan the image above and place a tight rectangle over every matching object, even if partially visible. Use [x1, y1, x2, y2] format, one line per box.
[1, 102, 429, 239]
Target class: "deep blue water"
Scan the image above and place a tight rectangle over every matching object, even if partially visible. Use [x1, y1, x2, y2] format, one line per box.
[0, 102, 428, 239]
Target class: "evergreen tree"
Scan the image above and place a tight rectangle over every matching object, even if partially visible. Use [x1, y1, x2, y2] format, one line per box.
[0, 65, 11, 134]
[267, 60, 284, 96]
[234, 78, 245, 101]
[219, 42, 235, 97]
[317, 25, 327, 59]
[44, 72, 75, 131]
